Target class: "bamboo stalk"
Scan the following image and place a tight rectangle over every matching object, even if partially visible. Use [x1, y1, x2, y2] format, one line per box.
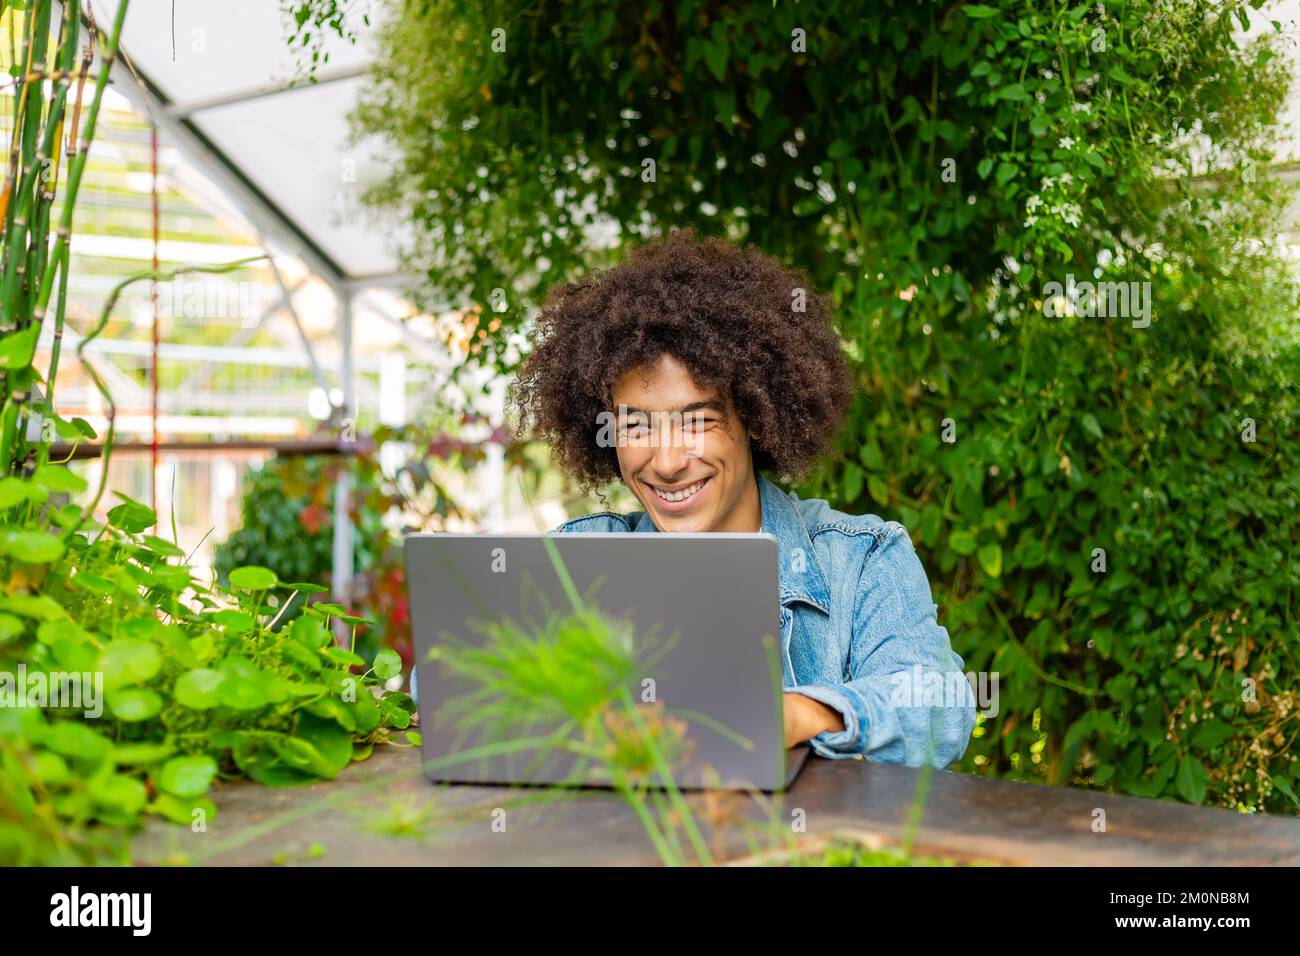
[0, 0, 124, 475]
[2, 0, 52, 329]
[31, 0, 127, 324]
[36, 3, 92, 470]
[7, 2, 77, 476]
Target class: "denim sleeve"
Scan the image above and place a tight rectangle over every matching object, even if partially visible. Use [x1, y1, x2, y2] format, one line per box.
[787, 528, 976, 768]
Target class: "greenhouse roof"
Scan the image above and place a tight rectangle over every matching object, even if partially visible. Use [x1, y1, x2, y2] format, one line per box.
[95, 0, 404, 291]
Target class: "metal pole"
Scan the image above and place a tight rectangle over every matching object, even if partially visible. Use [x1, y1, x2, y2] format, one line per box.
[150, 122, 161, 517]
[331, 290, 355, 645]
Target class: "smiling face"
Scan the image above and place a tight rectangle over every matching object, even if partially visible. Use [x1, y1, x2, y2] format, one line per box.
[610, 354, 762, 533]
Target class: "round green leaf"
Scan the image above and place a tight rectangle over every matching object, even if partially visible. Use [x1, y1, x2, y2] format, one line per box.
[97, 640, 162, 690]
[32, 464, 89, 494]
[0, 477, 47, 508]
[0, 529, 65, 563]
[41, 721, 113, 764]
[174, 668, 222, 709]
[293, 713, 353, 776]
[108, 688, 163, 722]
[0, 612, 25, 642]
[157, 755, 218, 798]
[208, 609, 255, 633]
[228, 565, 279, 590]
[216, 674, 270, 710]
[372, 649, 402, 681]
[113, 742, 177, 766]
[93, 774, 149, 816]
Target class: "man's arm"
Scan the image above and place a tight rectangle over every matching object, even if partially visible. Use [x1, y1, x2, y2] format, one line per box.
[784, 528, 977, 767]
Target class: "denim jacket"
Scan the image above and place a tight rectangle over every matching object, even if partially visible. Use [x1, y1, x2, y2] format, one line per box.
[554, 474, 976, 768]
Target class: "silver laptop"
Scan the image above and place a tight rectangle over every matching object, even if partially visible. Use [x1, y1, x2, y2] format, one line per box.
[403, 532, 811, 792]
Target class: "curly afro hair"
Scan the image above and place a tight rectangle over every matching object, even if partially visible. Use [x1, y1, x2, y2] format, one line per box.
[509, 227, 854, 494]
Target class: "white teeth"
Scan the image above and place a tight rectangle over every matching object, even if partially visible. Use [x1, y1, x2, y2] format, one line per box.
[652, 479, 707, 503]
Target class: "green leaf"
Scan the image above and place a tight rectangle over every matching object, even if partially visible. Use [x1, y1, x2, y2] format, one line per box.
[322, 646, 366, 668]
[0, 325, 39, 369]
[977, 542, 1003, 578]
[949, 529, 978, 555]
[867, 475, 890, 507]
[293, 713, 352, 776]
[1080, 413, 1103, 441]
[963, 4, 999, 17]
[0, 593, 68, 620]
[175, 668, 222, 709]
[0, 612, 25, 642]
[216, 657, 273, 710]
[41, 722, 113, 764]
[157, 755, 218, 798]
[38, 620, 93, 649]
[92, 774, 149, 817]
[378, 694, 412, 729]
[285, 581, 329, 595]
[292, 615, 330, 649]
[208, 609, 255, 633]
[228, 565, 279, 590]
[149, 793, 217, 825]
[305, 696, 358, 732]
[113, 742, 176, 766]
[141, 534, 185, 557]
[1190, 720, 1234, 750]
[0, 529, 64, 563]
[31, 464, 88, 494]
[108, 688, 163, 722]
[1272, 776, 1300, 810]
[216, 674, 270, 710]
[70, 572, 115, 595]
[703, 40, 728, 82]
[1175, 756, 1208, 805]
[97, 640, 162, 690]
[373, 648, 402, 681]
[841, 463, 864, 502]
[107, 500, 156, 534]
[712, 88, 736, 126]
[0, 477, 48, 508]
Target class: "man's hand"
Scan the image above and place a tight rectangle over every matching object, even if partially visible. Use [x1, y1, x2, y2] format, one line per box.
[783, 692, 845, 748]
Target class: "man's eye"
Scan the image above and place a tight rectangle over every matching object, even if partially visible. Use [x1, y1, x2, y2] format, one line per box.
[620, 422, 649, 436]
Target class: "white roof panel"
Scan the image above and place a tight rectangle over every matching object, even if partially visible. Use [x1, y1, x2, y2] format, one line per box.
[93, 0, 401, 283]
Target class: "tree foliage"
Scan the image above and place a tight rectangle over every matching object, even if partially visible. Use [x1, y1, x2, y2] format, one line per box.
[356, 0, 1299, 811]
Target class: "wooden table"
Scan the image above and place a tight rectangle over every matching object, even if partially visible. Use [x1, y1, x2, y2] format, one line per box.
[132, 746, 1300, 866]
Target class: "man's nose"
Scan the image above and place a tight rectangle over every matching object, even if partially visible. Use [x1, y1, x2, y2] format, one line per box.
[650, 416, 688, 476]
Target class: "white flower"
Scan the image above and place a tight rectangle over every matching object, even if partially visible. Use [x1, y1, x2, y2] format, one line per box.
[1024, 215, 1039, 227]
[1026, 194, 1043, 213]
[1059, 172, 1074, 185]
[1058, 136, 1075, 149]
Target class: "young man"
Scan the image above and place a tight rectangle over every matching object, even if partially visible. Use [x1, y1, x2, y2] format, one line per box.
[510, 228, 976, 768]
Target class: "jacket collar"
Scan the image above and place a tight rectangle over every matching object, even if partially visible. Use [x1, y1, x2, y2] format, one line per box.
[631, 473, 831, 613]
